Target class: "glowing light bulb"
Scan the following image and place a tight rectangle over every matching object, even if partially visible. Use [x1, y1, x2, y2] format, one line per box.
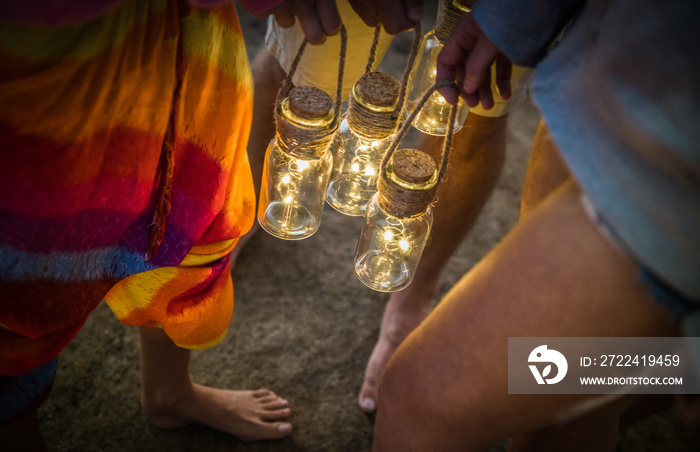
[404, 28, 469, 135]
[257, 88, 335, 241]
[354, 193, 433, 292]
[327, 125, 393, 216]
[327, 74, 400, 217]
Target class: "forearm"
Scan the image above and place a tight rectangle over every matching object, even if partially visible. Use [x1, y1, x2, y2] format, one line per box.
[472, 0, 583, 67]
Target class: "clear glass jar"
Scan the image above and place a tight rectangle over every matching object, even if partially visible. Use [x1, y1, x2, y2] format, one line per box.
[404, 28, 469, 136]
[257, 95, 335, 240]
[354, 191, 433, 292]
[326, 117, 394, 216]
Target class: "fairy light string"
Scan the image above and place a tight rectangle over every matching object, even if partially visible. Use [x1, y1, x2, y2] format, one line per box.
[377, 80, 459, 218]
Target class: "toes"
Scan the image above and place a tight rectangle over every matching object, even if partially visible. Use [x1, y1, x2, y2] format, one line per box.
[358, 385, 377, 413]
[252, 388, 273, 398]
[257, 394, 284, 403]
[261, 397, 289, 410]
[238, 420, 292, 442]
[261, 407, 291, 421]
[275, 422, 292, 438]
[359, 374, 379, 412]
[359, 394, 376, 412]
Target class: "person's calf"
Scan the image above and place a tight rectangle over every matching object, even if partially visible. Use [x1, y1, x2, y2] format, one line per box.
[357, 277, 438, 412]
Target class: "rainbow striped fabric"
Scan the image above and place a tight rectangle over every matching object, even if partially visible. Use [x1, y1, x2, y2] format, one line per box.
[0, 0, 255, 377]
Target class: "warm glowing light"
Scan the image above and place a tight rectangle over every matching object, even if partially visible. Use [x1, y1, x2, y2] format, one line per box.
[353, 194, 434, 292]
[296, 160, 310, 170]
[326, 115, 395, 216]
[284, 196, 292, 203]
[282, 174, 291, 183]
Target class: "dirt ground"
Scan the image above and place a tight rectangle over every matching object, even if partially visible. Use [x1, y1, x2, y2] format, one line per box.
[37, 3, 699, 451]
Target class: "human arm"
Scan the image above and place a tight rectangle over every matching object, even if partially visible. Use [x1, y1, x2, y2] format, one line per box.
[240, 0, 341, 45]
[347, 0, 425, 34]
[436, 0, 582, 107]
[436, 11, 511, 109]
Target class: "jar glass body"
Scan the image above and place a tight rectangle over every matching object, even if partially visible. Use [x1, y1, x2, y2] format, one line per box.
[354, 192, 433, 292]
[404, 29, 468, 136]
[326, 118, 394, 216]
[257, 138, 334, 240]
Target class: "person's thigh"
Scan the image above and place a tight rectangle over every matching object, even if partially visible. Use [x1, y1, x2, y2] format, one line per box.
[373, 180, 680, 451]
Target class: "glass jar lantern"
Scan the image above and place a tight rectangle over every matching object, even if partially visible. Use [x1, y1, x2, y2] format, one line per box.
[258, 86, 336, 240]
[404, 0, 472, 135]
[354, 149, 438, 292]
[327, 72, 401, 216]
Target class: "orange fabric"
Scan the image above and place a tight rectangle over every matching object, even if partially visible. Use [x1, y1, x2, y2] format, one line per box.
[0, 0, 255, 374]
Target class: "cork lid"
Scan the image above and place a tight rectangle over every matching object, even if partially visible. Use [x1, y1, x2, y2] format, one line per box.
[356, 72, 400, 108]
[391, 149, 437, 184]
[287, 86, 333, 120]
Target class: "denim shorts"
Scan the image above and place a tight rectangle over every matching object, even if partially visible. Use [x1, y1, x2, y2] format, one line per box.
[580, 193, 699, 322]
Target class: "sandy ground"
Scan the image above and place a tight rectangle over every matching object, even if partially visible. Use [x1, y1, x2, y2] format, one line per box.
[37, 2, 699, 451]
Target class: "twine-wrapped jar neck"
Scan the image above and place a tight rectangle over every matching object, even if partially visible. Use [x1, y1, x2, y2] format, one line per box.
[275, 86, 337, 159]
[378, 149, 438, 218]
[435, 0, 477, 43]
[347, 72, 401, 141]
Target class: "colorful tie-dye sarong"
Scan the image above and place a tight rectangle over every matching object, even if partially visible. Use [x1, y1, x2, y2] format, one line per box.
[0, 0, 255, 409]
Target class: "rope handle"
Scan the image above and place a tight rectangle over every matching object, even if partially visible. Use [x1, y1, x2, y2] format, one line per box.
[276, 25, 348, 126]
[380, 80, 459, 184]
[364, 25, 382, 73]
[392, 22, 422, 120]
[362, 23, 423, 122]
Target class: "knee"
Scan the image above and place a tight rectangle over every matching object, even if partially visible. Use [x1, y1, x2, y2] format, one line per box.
[375, 349, 455, 447]
[251, 48, 286, 90]
[374, 354, 433, 449]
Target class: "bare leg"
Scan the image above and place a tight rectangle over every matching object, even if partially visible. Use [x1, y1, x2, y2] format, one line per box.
[373, 180, 679, 451]
[506, 120, 622, 451]
[508, 121, 646, 452]
[139, 326, 292, 441]
[0, 412, 49, 452]
[358, 113, 508, 412]
[519, 119, 571, 219]
[230, 48, 287, 267]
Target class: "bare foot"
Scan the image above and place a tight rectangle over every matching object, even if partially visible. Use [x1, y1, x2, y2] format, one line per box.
[358, 284, 435, 413]
[142, 384, 292, 441]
